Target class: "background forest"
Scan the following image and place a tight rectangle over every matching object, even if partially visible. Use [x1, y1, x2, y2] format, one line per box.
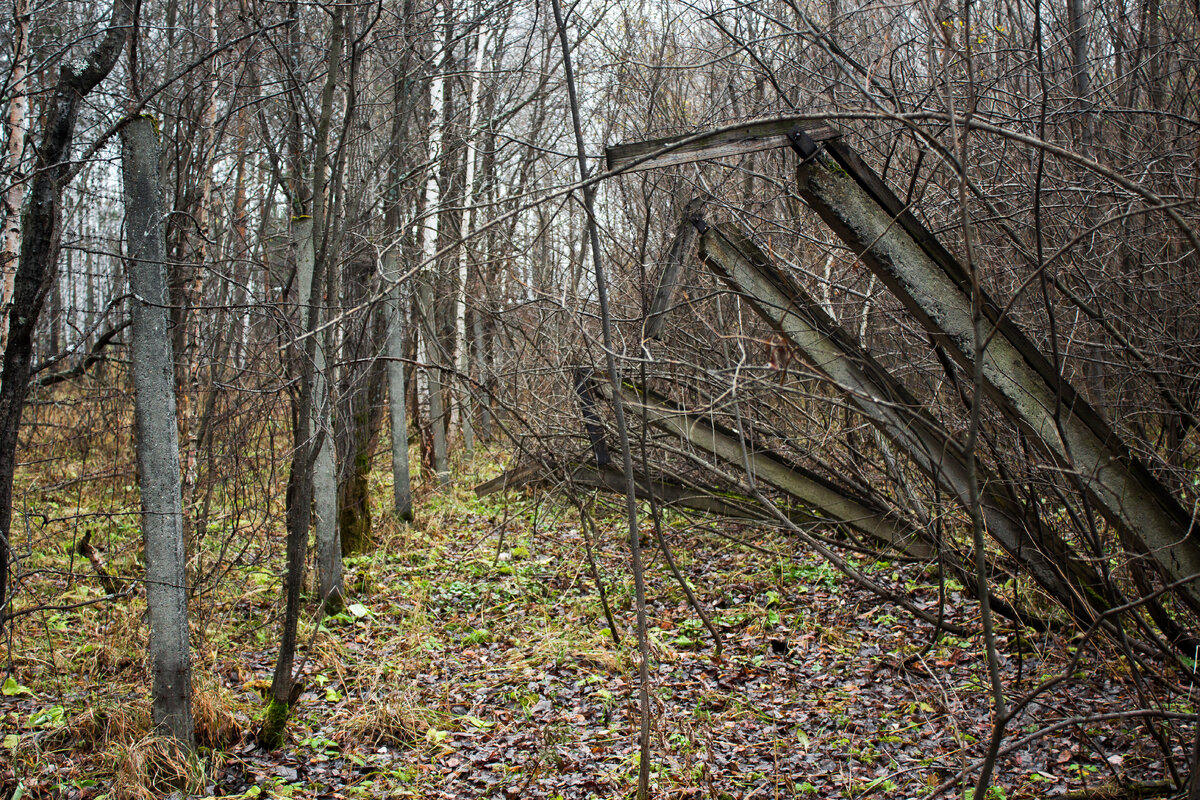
[1, 0, 1199, 796]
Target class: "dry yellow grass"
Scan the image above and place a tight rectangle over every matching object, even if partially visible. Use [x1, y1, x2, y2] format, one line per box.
[192, 674, 244, 749]
[337, 689, 435, 749]
[111, 735, 204, 800]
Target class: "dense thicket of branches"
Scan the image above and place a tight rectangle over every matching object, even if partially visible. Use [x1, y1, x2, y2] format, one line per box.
[1, 0, 1198, 790]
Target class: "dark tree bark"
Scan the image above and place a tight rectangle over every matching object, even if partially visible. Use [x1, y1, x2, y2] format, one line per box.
[337, 257, 389, 553]
[263, 5, 346, 748]
[0, 0, 131, 632]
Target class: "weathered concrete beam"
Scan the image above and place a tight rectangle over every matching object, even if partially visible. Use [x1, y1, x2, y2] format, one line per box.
[475, 460, 814, 527]
[643, 198, 705, 341]
[699, 223, 1119, 627]
[791, 135, 1200, 613]
[573, 367, 610, 467]
[593, 378, 934, 559]
[606, 119, 839, 173]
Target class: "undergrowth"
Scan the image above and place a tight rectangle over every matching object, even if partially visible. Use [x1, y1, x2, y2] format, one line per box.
[0, 437, 1193, 799]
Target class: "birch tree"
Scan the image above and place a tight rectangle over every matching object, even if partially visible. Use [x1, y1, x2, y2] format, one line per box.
[0, 0, 30, 354]
[419, 12, 451, 486]
[451, 25, 490, 454]
[0, 0, 130, 634]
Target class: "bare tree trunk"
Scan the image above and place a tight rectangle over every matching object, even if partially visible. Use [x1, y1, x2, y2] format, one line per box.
[421, 41, 450, 485]
[550, 1, 654, 794]
[453, 25, 488, 455]
[417, 277, 449, 485]
[293, 219, 342, 609]
[382, 28, 417, 520]
[0, 0, 129, 635]
[472, 303, 491, 442]
[262, 216, 319, 750]
[121, 115, 195, 747]
[0, 0, 30, 354]
[309, 6, 346, 611]
[263, 5, 345, 747]
[386, 266, 414, 520]
[177, 0, 223, 548]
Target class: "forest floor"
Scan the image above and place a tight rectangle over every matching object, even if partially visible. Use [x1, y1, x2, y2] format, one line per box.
[1, 447, 1194, 799]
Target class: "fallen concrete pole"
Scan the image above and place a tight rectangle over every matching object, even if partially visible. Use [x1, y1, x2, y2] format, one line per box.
[592, 378, 934, 559]
[605, 118, 839, 173]
[643, 198, 705, 340]
[788, 131, 1200, 614]
[700, 223, 1120, 628]
[475, 460, 818, 528]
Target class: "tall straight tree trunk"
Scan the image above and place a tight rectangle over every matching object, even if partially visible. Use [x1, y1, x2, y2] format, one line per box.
[474, 89, 500, 444]
[386, 272, 413, 520]
[309, 7, 344, 611]
[472, 300, 491, 442]
[384, 51, 415, 519]
[332, 19, 386, 555]
[178, 0, 224, 547]
[0, 0, 30, 354]
[452, 26, 489, 455]
[335, 259, 387, 554]
[262, 215, 319, 749]
[293, 219, 341, 608]
[263, 5, 344, 748]
[420, 39, 450, 486]
[417, 277, 449, 485]
[121, 116, 195, 747]
[0, 0, 129, 633]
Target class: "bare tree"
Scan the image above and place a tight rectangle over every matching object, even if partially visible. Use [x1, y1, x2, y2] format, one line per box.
[121, 113, 195, 747]
[0, 0, 130, 634]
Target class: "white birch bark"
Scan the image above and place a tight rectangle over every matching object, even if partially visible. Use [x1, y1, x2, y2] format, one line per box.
[452, 29, 489, 455]
[0, 0, 30, 353]
[121, 116, 194, 746]
[422, 59, 450, 485]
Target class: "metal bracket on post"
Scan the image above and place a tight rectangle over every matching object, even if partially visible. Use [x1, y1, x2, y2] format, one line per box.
[787, 126, 822, 165]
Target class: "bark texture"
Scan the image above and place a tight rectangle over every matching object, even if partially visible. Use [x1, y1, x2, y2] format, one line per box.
[420, 34, 450, 485]
[0, 0, 30, 353]
[122, 115, 195, 746]
[291, 218, 342, 607]
[0, 0, 130, 631]
[385, 251, 414, 520]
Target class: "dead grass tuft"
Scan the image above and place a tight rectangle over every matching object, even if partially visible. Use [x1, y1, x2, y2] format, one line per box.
[192, 676, 244, 749]
[313, 631, 351, 670]
[338, 691, 434, 749]
[67, 703, 151, 750]
[112, 735, 204, 800]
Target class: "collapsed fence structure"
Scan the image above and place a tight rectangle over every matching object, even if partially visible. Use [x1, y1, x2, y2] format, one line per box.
[6, 0, 1200, 792]
[481, 120, 1200, 775]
